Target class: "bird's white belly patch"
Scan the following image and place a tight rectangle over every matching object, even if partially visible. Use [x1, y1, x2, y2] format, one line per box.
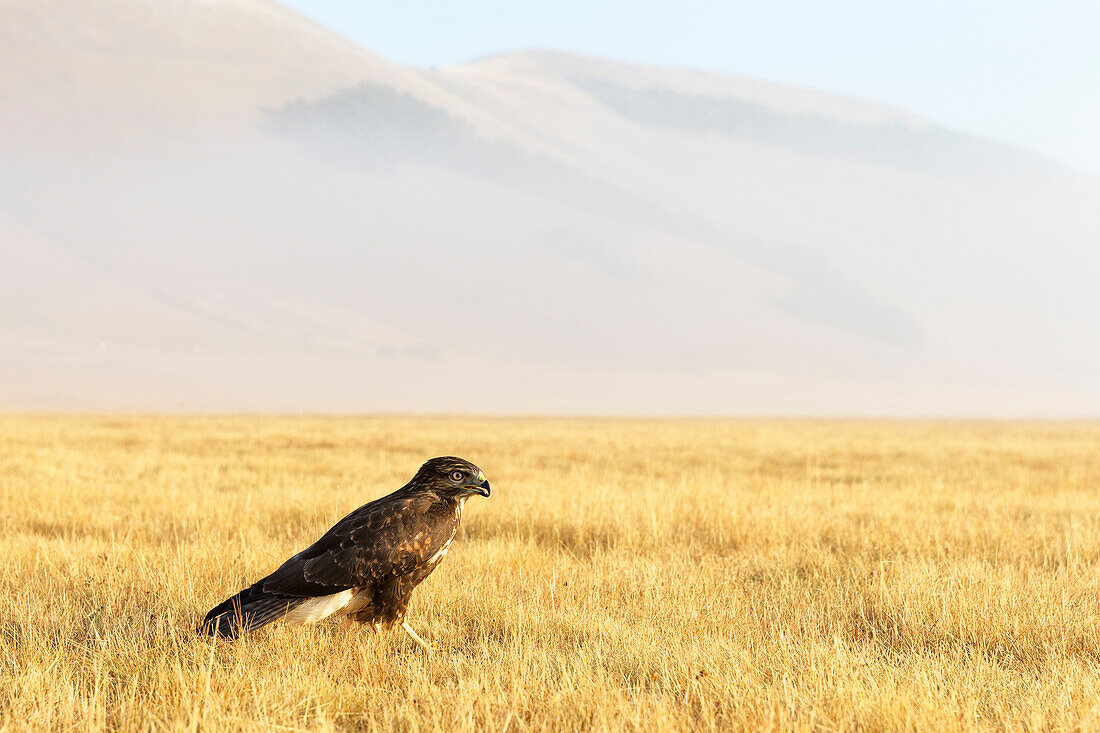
[283, 589, 357, 625]
[428, 536, 454, 566]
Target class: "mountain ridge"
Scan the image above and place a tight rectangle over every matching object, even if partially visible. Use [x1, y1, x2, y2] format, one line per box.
[1, 1, 1096, 415]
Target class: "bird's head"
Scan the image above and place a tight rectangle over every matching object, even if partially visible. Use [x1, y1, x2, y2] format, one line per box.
[410, 456, 491, 499]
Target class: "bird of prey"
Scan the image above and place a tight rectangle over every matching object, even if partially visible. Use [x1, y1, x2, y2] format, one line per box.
[200, 456, 490, 649]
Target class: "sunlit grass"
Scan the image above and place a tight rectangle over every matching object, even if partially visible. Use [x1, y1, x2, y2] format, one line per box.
[1, 416, 1098, 730]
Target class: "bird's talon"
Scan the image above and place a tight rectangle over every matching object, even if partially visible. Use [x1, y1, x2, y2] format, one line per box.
[402, 620, 432, 652]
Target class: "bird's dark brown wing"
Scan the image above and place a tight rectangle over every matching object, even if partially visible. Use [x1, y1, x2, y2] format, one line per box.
[258, 490, 456, 598]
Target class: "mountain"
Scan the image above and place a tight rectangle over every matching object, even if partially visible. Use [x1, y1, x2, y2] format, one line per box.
[1, 2, 1097, 415]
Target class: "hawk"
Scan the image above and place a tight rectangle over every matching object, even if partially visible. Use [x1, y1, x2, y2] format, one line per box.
[200, 457, 490, 648]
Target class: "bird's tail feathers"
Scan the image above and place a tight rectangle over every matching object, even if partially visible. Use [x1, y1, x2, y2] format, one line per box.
[199, 582, 304, 638]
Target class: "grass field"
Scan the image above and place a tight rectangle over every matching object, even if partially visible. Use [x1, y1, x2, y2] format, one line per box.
[1, 416, 1099, 731]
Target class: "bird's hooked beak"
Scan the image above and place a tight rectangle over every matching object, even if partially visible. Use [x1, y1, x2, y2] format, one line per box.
[464, 470, 491, 498]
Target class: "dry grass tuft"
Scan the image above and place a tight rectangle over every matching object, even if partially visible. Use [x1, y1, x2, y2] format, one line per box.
[1, 416, 1099, 730]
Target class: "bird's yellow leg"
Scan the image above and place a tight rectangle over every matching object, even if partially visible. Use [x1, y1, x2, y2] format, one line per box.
[402, 620, 431, 652]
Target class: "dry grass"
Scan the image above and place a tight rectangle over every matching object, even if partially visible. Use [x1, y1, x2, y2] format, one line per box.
[1, 416, 1099, 731]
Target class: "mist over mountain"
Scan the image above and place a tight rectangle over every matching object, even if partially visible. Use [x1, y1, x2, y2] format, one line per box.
[2, 0, 1097, 415]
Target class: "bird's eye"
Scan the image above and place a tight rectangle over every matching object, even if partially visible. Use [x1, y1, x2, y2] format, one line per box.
[450, 471, 464, 482]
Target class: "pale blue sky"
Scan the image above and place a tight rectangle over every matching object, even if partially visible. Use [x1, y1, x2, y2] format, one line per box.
[281, 0, 1100, 176]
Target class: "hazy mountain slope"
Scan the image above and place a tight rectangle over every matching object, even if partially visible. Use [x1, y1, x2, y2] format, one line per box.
[427, 52, 1100, 393]
[0, 0, 356, 143]
[0, 0, 530, 151]
[1, 3, 1096, 414]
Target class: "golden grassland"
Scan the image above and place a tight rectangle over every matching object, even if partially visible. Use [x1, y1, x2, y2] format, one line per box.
[1, 416, 1099, 731]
